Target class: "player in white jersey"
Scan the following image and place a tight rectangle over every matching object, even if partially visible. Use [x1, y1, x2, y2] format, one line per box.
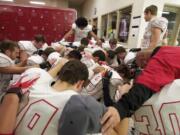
[15, 60, 119, 135]
[61, 17, 102, 45]
[82, 66, 123, 100]
[80, 49, 123, 100]
[15, 60, 90, 135]
[0, 59, 129, 135]
[18, 34, 48, 56]
[102, 71, 180, 134]
[141, 5, 168, 49]
[0, 40, 30, 94]
[101, 46, 180, 134]
[133, 79, 180, 135]
[0, 68, 40, 135]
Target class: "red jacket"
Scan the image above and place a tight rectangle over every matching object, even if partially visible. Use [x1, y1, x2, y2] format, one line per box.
[136, 46, 180, 92]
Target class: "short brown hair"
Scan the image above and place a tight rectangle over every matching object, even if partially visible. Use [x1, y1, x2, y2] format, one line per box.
[109, 38, 117, 45]
[43, 47, 55, 57]
[144, 5, 158, 15]
[92, 50, 106, 61]
[34, 34, 45, 43]
[58, 60, 88, 85]
[115, 46, 126, 54]
[67, 50, 82, 60]
[0, 40, 19, 53]
[114, 64, 131, 80]
[81, 38, 89, 46]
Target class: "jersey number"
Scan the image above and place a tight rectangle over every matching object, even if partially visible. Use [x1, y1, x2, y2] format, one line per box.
[134, 101, 180, 135]
[15, 99, 58, 135]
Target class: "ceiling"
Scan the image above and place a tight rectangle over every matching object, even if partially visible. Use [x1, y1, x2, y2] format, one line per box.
[0, 0, 86, 8]
[68, 0, 85, 6]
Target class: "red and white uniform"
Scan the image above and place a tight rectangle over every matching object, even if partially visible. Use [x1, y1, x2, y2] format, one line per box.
[133, 79, 180, 135]
[15, 68, 78, 135]
[82, 65, 123, 100]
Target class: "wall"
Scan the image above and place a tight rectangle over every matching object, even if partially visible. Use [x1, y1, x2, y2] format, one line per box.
[69, 5, 82, 17]
[81, 0, 180, 48]
[0, 0, 69, 8]
[165, 0, 180, 7]
[81, 0, 136, 47]
[81, 0, 134, 18]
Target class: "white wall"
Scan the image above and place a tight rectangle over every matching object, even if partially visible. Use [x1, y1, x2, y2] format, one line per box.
[81, 0, 134, 18]
[46, 0, 68, 8]
[81, 0, 180, 48]
[165, 0, 180, 7]
[69, 5, 82, 17]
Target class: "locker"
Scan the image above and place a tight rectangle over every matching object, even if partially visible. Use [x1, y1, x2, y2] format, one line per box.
[0, 4, 76, 44]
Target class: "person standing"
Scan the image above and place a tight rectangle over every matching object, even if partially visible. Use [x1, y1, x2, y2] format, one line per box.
[141, 5, 168, 49]
[61, 17, 102, 45]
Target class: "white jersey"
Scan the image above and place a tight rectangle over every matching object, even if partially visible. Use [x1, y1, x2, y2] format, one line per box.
[133, 79, 180, 135]
[0, 53, 14, 93]
[141, 17, 168, 49]
[72, 23, 92, 41]
[15, 68, 78, 135]
[18, 41, 48, 55]
[27, 55, 44, 66]
[82, 66, 123, 100]
[18, 41, 37, 55]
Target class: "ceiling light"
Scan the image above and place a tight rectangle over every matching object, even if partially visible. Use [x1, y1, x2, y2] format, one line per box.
[162, 11, 170, 15]
[29, 1, 46, 5]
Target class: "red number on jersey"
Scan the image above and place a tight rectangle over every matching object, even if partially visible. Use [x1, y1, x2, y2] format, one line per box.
[15, 99, 58, 135]
[134, 101, 180, 135]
